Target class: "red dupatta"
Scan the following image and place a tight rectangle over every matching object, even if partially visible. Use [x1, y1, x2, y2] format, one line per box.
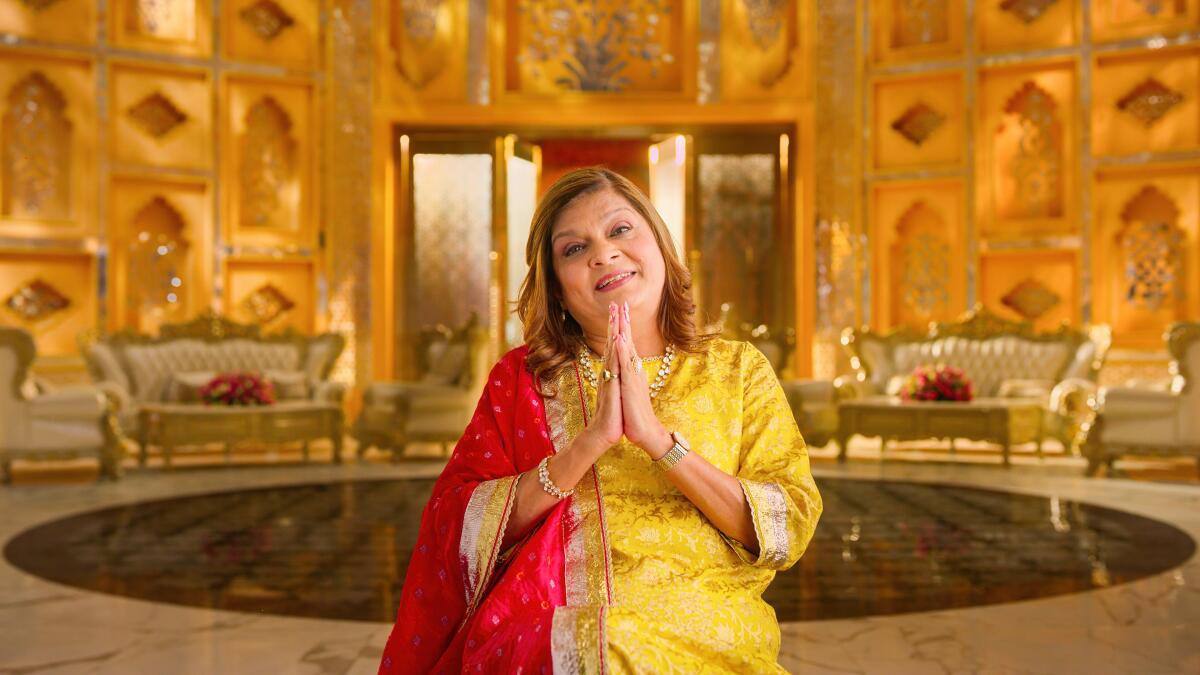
[379, 346, 614, 674]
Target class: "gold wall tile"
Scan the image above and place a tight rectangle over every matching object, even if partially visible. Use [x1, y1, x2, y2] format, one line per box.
[978, 0, 1077, 52]
[375, 0, 469, 103]
[0, 0, 95, 45]
[1094, 47, 1200, 158]
[111, 62, 213, 171]
[108, 175, 212, 333]
[871, 0, 963, 64]
[1093, 0, 1200, 43]
[719, 0, 804, 100]
[872, 71, 964, 172]
[0, 50, 96, 239]
[1093, 164, 1200, 349]
[111, 0, 213, 57]
[979, 248, 1079, 331]
[223, 256, 316, 332]
[0, 248, 97, 356]
[978, 60, 1078, 238]
[223, 0, 320, 69]
[221, 75, 317, 249]
[871, 180, 967, 330]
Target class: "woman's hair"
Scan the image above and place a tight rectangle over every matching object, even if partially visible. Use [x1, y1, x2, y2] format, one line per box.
[516, 167, 715, 388]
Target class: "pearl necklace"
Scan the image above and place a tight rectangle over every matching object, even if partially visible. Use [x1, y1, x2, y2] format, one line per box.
[578, 343, 676, 399]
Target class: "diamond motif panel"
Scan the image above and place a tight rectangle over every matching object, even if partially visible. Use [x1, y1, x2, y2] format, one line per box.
[1116, 78, 1184, 128]
[891, 102, 946, 146]
[127, 92, 188, 138]
[239, 0, 295, 41]
[240, 282, 295, 323]
[1001, 278, 1061, 320]
[4, 278, 71, 321]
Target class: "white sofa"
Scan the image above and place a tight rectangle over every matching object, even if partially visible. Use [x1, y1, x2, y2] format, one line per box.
[0, 327, 122, 481]
[1080, 322, 1200, 476]
[80, 313, 345, 437]
[834, 307, 1111, 449]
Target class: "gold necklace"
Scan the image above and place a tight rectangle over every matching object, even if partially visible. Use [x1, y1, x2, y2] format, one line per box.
[577, 344, 676, 399]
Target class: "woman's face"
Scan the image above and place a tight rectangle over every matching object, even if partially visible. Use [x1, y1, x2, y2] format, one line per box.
[549, 188, 667, 338]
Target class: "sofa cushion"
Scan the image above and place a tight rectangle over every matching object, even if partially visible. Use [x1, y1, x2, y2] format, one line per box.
[889, 336, 1072, 397]
[421, 343, 469, 387]
[265, 370, 310, 400]
[122, 339, 302, 402]
[167, 371, 216, 403]
[85, 342, 131, 392]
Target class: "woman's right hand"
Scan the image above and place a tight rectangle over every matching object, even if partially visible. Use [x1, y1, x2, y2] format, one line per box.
[578, 302, 623, 454]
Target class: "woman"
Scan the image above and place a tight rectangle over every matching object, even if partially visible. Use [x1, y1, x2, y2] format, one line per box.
[380, 168, 821, 674]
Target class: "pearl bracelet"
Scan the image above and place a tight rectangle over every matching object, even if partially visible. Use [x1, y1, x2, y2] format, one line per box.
[537, 456, 573, 499]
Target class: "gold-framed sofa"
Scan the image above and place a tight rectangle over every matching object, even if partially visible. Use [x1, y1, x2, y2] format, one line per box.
[79, 313, 346, 438]
[834, 306, 1112, 451]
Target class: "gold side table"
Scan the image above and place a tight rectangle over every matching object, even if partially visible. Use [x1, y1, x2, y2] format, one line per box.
[137, 401, 344, 468]
[836, 397, 1044, 466]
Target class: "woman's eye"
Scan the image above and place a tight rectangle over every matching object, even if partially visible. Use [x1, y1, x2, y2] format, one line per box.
[564, 244, 584, 257]
[612, 224, 632, 236]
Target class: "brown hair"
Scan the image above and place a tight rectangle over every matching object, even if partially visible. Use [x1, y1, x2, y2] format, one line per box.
[516, 167, 714, 388]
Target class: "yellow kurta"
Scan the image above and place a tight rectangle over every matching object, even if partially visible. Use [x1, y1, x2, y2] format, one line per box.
[567, 338, 823, 674]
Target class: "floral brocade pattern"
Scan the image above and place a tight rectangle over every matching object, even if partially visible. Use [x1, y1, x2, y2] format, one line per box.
[566, 339, 822, 673]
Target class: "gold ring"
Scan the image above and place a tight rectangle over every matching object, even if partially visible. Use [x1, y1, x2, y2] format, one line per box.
[602, 369, 614, 382]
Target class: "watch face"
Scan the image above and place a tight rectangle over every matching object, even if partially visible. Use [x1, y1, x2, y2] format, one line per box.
[672, 431, 691, 451]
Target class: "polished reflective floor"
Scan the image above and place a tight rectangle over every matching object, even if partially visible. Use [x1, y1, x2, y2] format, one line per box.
[6, 477, 1193, 624]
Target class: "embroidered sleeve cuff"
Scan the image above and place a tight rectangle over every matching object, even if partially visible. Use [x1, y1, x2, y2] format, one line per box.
[723, 478, 792, 569]
[459, 474, 521, 614]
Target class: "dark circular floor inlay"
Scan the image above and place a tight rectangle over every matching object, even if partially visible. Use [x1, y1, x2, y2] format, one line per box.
[4, 478, 1195, 623]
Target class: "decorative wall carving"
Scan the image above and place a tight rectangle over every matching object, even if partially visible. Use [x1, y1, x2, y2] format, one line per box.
[1001, 278, 1061, 320]
[3, 278, 70, 322]
[239, 96, 296, 229]
[240, 282, 295, 323]
[129, 197, 190, 325]
[1094, 0, 1199, 41]
[895, 203, 950, 319]
[507, 0, 682, 94]
[1117, 78, 1184, 128]
[2, 72, 71, 221]
[1118, 186, 1185, 311]
[127, 92, 188, 138]
[891, 102, 945, 146]
[999, 80, 1064, 221]
[893, 0, 948, 48]
[130, 0, 197, 41]
[239, 0, 294, 40]
[1000, 0, 1059, 24]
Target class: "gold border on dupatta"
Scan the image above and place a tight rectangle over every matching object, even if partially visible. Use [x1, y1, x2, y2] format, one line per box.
[459, 474, 521, 617]
[544, 365, 614, 673]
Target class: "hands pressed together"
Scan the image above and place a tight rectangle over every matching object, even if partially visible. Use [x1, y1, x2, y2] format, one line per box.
[581, 301, 674, 460]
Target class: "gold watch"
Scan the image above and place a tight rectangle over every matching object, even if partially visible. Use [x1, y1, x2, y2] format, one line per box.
[654, 431, 690, 472]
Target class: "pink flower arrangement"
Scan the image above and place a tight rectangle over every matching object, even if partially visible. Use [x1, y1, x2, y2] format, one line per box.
[900, 364, 974, 402]
[199, 371, 276, 406]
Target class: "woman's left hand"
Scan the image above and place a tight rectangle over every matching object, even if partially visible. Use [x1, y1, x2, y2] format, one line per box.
[614, 302, 673, 457]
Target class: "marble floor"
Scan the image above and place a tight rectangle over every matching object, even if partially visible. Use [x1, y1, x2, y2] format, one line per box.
[1, 452, 1198, 674]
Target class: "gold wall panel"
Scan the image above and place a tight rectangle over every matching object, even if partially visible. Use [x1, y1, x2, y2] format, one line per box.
[224, 256, 316, 333]
[110, 62, 213, 171]
[872, 0, 963, 64]
[978, 60, 1077, 239]
[1093, 0, 1200, 43]
[223, 0, 320, 69]
[979, 248, 1079, 331]
[376, 0, 468, 102]
[111, 0, 212, 57]
[0, 248, 96, 356]
[221, 75, 316, 249]
[1093, 165, 1200, 349]
[871, 180, 966, 330]
[977, 0, 1077, 53]
[719, 0, 803, 99]
[872, 71, 964, 172]
[0, 0, 95, 45]
[499, 0, 688, 97]
[108, 175, 212, 334]
[0, 50, 96, 238]
[1093, 47, 1199, 158]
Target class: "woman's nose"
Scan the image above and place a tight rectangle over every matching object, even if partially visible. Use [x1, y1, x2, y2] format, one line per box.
[589, 243, 620, 266]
